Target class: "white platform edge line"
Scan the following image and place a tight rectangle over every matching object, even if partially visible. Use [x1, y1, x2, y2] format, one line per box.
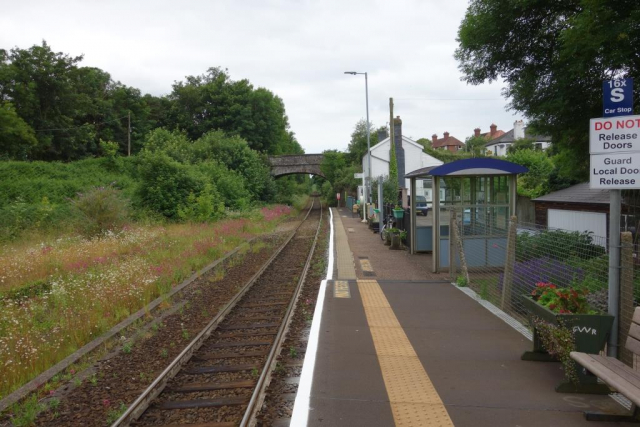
[451, 282, 633, 411]
[290, 207, 335, 426]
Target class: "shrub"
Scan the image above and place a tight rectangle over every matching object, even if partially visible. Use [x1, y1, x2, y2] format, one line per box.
[516, 230, 605, 262]
[198, 161, 251, 210]
[70, 186, 129, 236]
[500, 256, 584, 300]
[177, 184, 225, 222]
[136, 152, 205, 218]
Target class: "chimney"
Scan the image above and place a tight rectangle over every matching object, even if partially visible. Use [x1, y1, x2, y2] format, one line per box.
[474, 128, 481, 137]
[432, 134, 438, 144]
[377, 128, 388, 142]
[443, 131, 450, 139]
[393, 116, 405, 189]
[513, 120, 525, 139]
[490, 123, 497, 137]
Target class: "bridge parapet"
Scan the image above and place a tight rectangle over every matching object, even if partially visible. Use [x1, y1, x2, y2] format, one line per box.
[268, 154, 325, 178]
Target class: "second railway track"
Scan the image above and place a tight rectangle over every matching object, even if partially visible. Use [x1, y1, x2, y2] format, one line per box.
[112, 198, 323, 427]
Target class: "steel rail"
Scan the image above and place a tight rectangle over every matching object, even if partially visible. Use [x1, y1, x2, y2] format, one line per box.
[240, 200, 323, 427]
[111, 198, 317, 427]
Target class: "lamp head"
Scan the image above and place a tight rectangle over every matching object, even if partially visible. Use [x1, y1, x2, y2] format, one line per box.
[344, 71, 357, 75]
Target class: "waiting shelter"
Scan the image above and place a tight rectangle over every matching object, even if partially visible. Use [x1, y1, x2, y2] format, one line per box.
[405, 158, 528, 273]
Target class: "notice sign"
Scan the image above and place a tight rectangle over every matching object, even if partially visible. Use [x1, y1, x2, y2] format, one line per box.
[603, 78, 633, 117]
[590, 152, 640, 189]
[590, 115, 640, 154]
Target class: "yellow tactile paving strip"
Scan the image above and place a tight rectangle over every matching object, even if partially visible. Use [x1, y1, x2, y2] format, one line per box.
[358, 280, 454, 427]
[333, 280, 351, 298]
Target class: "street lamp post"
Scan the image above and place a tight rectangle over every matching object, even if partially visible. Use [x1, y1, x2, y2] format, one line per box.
[345, 71, 371, 222]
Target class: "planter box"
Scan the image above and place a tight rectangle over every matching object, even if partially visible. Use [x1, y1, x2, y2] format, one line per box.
[392, 209, 404, 219]
[520, 294, 614, 394]
[390, 233, 402, 250]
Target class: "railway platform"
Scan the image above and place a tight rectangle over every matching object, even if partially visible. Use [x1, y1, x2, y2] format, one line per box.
[291, 208, 634, 426]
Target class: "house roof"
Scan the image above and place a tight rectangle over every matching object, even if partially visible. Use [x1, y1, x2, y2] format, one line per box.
[432, 135, 464, 148]
[485, 127, 552, 147]
[370, 135, 424, 153]
[405, 158, 528, 178]
[482, 130, 506, 140]
[532, 183, 610, 205]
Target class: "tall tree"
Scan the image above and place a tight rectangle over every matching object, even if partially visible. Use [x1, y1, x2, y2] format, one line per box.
[168, 67, 296, 154]
[346, 120, 386, 166]
[0, 102, 38, 159]
[455, 0, 640, 179]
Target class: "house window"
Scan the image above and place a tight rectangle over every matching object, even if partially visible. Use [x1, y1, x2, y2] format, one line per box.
[535, 143, 543, 150]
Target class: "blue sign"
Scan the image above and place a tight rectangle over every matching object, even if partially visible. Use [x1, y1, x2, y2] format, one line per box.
[603, 78, 633, 117]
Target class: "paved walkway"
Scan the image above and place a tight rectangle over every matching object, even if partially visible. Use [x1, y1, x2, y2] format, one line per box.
[301, 208, 633, 426]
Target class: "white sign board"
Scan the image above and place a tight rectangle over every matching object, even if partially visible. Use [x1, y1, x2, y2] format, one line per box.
[590, 115, 640, 154]
[590, 152, 640, 189]
[354, 172, 363, 179]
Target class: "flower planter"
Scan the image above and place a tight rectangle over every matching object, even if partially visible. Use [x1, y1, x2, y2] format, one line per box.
[390, 233, 402, 250]
[392, 209, 404, 219]
[520, 294, 614, 394]
[384, 232, 391, 246]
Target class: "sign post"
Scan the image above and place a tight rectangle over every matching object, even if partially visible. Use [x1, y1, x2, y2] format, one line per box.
[591, 78, 635, 359]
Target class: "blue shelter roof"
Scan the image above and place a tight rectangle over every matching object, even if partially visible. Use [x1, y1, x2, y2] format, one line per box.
[405, 158, 528, 178]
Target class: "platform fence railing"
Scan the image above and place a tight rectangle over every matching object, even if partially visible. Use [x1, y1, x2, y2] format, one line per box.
[449, 214, 638, 370]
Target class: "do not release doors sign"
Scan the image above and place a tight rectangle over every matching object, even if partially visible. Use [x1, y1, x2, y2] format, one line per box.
[590, 115, 640, 154]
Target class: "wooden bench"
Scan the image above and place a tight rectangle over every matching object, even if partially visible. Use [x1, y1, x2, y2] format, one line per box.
[570, 306, 640, 422]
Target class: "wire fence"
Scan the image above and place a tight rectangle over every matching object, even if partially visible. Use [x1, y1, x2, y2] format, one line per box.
[448, 210, 638, 370]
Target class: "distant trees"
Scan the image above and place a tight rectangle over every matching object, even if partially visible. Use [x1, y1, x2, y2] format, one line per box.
[0, 42, 302, 160]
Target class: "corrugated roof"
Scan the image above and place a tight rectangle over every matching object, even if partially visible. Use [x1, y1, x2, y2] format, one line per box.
[532, 182, 610, 204]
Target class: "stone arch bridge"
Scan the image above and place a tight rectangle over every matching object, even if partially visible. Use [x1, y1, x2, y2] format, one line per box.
[268, 154, 325, 178]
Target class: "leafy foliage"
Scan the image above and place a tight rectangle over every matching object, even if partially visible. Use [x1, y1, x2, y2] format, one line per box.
[455, 0, 640, 178]
[136, 152, 206, 219]
[532, 317, 579, 384]
[530, 282, 593, 314]
[0, 102, 37, 159]
[70, 186, 130, 237]
[506, 149, 553, 198]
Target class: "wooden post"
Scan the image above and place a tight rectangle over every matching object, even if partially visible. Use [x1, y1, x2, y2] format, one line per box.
[450, 210, 457, 281]
[619, 231, 634, 366]
[451, 210, 469, 285]
[501, 215, 518, 312]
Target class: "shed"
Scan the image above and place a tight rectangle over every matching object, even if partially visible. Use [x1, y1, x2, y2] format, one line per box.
[406, 158, 528, 273]
[532, 183, 611, 238]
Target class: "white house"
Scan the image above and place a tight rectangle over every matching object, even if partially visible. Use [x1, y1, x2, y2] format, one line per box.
[485, 120, 552, 156]
[361, 117, 442, 201]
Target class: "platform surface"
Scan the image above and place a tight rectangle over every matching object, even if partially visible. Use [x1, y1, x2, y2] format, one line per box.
[302, 208, 634, 426]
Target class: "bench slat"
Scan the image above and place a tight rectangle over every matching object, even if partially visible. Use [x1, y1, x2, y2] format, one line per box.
[589, 354, 640, 385]
[627, 334, 640, 356]
[571, 352, 640, 408]
[633, 307, 640, 326]
[629, 323, 640, 345]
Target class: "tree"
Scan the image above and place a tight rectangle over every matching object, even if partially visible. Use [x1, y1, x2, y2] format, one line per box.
[506, 149, 554, 198]
[168, 67, 296, 155]
[346, 120, 386, 166]
[0, 102, 38, 159]
[464, 136, 487, 157]
[507, 138, 536, 154]
[416, 138, 432, 150]
[455, 0, 640, 180]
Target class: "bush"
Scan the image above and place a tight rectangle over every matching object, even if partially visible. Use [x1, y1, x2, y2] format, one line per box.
[198, 161, 251, 210]
[177, 184, 225, 222]
[136, 152, 205, 218]
[500, 257, 584, 300]
[70, 186, 129, 237]
[516, 230, 605, 262]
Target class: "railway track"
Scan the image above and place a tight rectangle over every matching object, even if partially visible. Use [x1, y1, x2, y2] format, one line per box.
[111, 198, 322, 427]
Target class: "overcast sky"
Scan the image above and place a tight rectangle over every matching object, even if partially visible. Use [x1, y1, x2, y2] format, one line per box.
[0, 0, 520, 153]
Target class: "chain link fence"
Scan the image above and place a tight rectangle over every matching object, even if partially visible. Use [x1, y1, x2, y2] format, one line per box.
[448, 211, 638, 369]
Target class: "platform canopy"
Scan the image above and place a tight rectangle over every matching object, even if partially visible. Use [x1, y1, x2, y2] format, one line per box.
[405, 158, 528, 179]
